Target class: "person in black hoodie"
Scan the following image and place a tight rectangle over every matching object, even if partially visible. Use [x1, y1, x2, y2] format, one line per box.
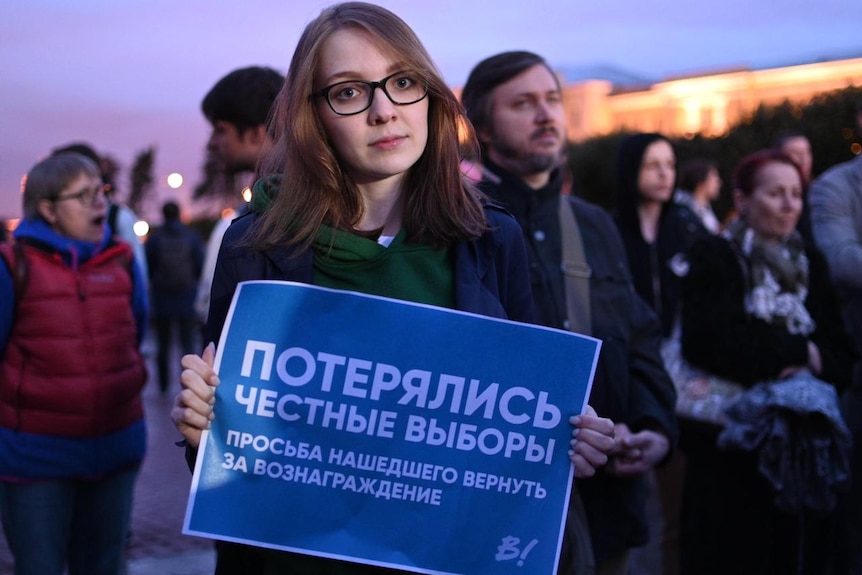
[613, 133, 707, 338]
[612, 134, 710, 574]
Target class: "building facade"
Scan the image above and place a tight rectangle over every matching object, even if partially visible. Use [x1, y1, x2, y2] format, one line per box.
[559, 56, 862, 142]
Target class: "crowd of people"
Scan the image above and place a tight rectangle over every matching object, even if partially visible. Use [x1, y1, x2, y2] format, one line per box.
[1, 2, 861, 574]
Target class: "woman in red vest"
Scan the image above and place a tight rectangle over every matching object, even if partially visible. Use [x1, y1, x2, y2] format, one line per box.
[0, 152, 149, 575]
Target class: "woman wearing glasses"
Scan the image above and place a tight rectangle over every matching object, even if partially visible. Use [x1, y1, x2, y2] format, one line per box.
[172, 2, 615, 573]
[0, 152, 149, 575]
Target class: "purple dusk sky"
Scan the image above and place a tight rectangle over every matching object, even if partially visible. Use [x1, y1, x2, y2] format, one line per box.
[1, 0, 858, 221]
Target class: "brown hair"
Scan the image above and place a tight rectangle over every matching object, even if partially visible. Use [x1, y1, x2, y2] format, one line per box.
[253, 2, 485, 251]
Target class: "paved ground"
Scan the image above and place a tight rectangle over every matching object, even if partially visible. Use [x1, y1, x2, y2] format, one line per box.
[0, 339, 218, 574]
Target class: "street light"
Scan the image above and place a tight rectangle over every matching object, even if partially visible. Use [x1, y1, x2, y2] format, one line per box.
[167, 172, 184, 189]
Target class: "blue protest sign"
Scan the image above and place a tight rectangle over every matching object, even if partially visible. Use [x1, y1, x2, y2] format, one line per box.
[184, 281, 600, 575]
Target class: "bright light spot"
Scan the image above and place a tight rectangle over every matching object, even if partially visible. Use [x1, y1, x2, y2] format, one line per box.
[241, 186, 252, 203]
[167, 173, 184, 189]
[133, 220, 150, 238]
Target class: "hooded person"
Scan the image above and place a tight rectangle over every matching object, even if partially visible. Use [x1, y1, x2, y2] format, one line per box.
[613, 133, 707, 337]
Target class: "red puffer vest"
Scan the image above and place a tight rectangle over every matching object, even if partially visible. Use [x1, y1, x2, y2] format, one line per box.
[0, 242, 146, 436]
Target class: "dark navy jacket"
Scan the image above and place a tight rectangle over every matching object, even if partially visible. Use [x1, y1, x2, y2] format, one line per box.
[196, 203, 537, 574]
[204, 204, 534, 345]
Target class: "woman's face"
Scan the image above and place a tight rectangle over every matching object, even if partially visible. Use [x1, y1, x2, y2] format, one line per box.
[737, 161, 803, 242]
[315, 28, 429, 190]
[637, 139, 676, 204]
[38, 173, 108, 243]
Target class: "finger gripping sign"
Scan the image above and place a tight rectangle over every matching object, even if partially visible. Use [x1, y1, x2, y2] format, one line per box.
[183, 281, 600, 575]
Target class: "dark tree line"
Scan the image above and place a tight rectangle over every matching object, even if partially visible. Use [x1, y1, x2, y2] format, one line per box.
[128, 146, 155, 216]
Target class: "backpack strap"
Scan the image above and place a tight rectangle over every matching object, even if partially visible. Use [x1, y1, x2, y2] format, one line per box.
[0, 241, 28, 301]
[559, 195, 592, 335]
[107, 203, 120, 235]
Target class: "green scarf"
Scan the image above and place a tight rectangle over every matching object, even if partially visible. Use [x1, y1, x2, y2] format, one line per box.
[250, 175, 279, 214]
[249, 174, 455, 308]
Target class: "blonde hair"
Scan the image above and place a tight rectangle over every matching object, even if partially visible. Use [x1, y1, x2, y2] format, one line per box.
[253, 1, 485, 250]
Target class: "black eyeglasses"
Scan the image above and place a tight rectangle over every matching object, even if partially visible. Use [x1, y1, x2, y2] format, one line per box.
[314, 71, 428, 116]
[52, 184, 109, 206]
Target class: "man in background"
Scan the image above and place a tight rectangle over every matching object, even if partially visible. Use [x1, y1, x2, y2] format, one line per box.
[773, 130, 815, 241]
[773, 129, 813, 185]
[194, 65, 282, 575]
[462, 51, 677, 575]
[195, 66, 283, 325]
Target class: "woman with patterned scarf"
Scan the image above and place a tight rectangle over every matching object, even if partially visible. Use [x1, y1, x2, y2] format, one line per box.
[676, 149, 856, 574]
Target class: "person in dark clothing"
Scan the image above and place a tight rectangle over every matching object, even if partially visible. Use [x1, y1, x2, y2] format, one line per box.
[613, 133, 707, 338]
[461, 50, 677, 575]
[194, 64, 285, 575]
[170, 5, 616, 574]
[612, 133, 709, 574]
[678, 149, 856, 575]
[809, 104, 862, 574]
[145, 200, 204, 394]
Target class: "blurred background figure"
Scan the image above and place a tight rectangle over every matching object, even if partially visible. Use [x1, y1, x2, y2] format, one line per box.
[773, 130, 813, 186]
[809, 101, 862, 575]
[145, 200, 203, 395]
[0, 153, 148, 575]
[194, 66, 283, 327]
[613, 132, 707, 337]
[674, 157, 722, 234]
[772, 130, 815, 242]
[679, 149, 855, 575]
[611, 133, 710, 575]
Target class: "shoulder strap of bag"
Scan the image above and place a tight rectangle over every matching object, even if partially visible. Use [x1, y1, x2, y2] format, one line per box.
[0, 240, 28, 301]
[559, 195, 592, 335]
[557, 196, 598, 575]
[107, 203, 120, 235]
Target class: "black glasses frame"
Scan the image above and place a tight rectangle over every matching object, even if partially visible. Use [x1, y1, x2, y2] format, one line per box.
[313, 71, 428, 116]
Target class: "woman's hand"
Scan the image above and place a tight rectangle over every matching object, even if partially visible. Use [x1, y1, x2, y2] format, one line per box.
[779, 341, 822, 379]
[170, 342, 220, 448]
[569, 405, 615, 478]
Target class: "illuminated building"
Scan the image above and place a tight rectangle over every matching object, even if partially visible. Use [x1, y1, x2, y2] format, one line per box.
[558, 55, 862, 142]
